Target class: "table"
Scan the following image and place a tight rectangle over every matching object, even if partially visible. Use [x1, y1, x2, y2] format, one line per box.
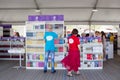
[8, 48, 25, 69]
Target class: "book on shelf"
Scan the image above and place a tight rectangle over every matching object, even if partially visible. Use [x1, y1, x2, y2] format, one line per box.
[48, 62, 57, 67]
[86, 54, 92, 60]
[40, 54, 44, 60]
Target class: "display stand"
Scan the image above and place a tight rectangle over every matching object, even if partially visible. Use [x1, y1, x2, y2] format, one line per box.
[80, 37, 103, 69]
[82, 43, 103, 69]
[8, 49, 25, 69]
[26, 15, 64, 69]
[117, 29, 120, 56]
[8, 37, 25, 69]
[106, 41, 114, 59]
[0, 37, 25, 60]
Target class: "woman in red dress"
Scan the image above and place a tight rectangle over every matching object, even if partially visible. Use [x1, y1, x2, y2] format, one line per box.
[61, 28, 80, 76]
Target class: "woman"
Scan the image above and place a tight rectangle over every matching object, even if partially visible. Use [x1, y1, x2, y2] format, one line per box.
[14, 32, 20, 37]
[61, 28, 80, 77]
[101, 31, 106, 61]
[110, 33, 114, 43]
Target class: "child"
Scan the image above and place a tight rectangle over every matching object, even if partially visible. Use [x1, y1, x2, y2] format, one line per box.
[44, 25, 58, 73]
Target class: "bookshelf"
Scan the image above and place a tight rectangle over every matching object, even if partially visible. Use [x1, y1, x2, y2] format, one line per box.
[81, 41, 103, 69]
[26, 15, 64, 69]
[0, 37, 25, 60]
[79, 37, 103, 69]
[26, 21, 45, 69]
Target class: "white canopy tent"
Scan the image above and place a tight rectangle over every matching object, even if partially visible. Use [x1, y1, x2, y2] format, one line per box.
[0, 0, 120, 25]
[96, 25, 118, 33]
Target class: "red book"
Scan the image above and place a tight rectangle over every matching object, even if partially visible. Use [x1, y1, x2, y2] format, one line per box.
[59, 47, 63, 52]
[54, 39, 59, 44]
[27, 62, 30, 67]
[87, 54, 92, 60]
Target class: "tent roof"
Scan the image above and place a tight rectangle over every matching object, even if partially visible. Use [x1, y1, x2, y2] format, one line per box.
[0, 0, 120, 25]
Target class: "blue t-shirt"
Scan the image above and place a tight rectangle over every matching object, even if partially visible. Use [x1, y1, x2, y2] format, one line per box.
[44, 32, 58, 51]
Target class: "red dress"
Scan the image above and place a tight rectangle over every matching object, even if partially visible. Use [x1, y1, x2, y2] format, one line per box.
[61, 35, 80, 71]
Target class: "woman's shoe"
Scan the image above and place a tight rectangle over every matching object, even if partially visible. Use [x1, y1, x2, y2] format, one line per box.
[67, 72, 73, 77]
[75, 71, 80, 75]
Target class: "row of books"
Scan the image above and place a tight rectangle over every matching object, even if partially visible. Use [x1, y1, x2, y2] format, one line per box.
[26, 40, 44, 44]
[83, 61, 102, 67]
[28, 53, 64, 61]
[27, 61, 103, 68]
[67, 34, 102, 43]
[28, 54, 44, 61]
[55, 47, 63, 52]
[45, 24, 63, 29]
[33, 25, 44, 29]
[84, 54, 103, 60]
[54, 39, 64, 44]
[48, 62, 63, 67]
[80, 37, 102, 43]
[27, 25, 45, 30]
[83, 46, 103, 53]
[26, 32, 44, 37]
[27, 61, 44, 67]
[27, 24, 63, 31]
[27, 48, 44, 53]
[27, 61, 63, 68]
[27, 47, 63, 52]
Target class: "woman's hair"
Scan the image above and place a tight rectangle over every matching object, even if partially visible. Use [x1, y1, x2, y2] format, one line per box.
[101, 31, 106, 38]
[71, 28, 78, 35]
[86, 33, 89, 37]
[15, 32, 20, 37]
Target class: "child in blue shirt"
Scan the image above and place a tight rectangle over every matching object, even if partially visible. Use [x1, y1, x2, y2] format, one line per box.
[44, 25, 58, 73]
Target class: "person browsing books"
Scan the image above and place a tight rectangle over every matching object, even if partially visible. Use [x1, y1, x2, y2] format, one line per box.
[61, 28, 80, 77]
[43, 25, 58, 73]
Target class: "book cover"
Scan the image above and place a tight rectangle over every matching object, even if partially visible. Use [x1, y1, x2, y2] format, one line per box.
[40, 54, 44, 61]
[27, 62, 30, 67]
[87, 54, 92, 60]
[38, 62, 44, 67]
[59, 47, 63, 52]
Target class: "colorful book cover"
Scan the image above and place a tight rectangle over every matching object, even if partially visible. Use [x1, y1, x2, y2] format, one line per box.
[59, 39, 64, 44]
[33, 54, 36, 60]
[54, 39, 59, 44]
[26, 32, 33, 37]
[30, 62, 33, 67]
[55, 24, 63, 28]
[55, 47, 58, 52]
[40, 54, 44, 61]
[27, 62, 30, 67]
[98, 61, 102, 67]
[93, 54, 96, 60]
[94, 61, 99, 67]
[36, 54, 40, 60]
[35, 62, 38, 67]
[87, 54, 92, 60]
[34, 25, 40, 29]
[59, 47, 63, 52]
[48, 62, 57, 67]
[36, 32, 44, 37]
[91, 62, 95, 67]
[40, 25, 44, 29]
[29, 54, 33, 60]
[33, 62, 36, 67]
[38, 62, 44, 67]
